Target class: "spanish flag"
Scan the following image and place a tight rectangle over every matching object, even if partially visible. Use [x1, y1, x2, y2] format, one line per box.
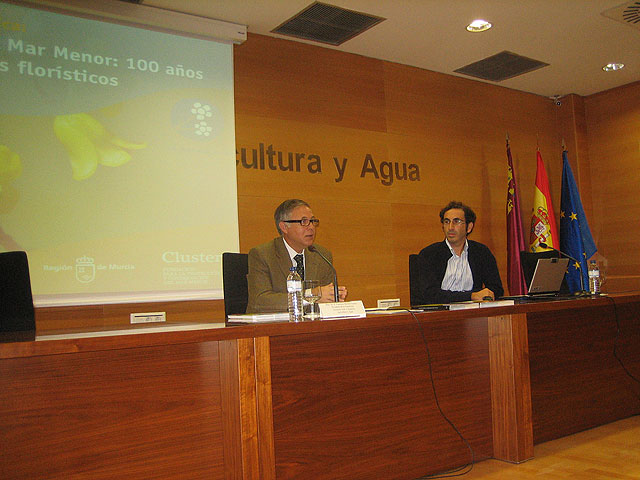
[529, 150, 559, 251]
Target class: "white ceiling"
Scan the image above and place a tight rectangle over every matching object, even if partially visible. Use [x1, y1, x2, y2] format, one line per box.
[143, 0, 640, 99]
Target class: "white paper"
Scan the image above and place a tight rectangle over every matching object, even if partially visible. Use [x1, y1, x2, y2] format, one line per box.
[319, 300, 366, 319]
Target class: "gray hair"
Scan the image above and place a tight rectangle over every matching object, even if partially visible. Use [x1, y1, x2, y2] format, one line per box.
[274, 199, 310, 235]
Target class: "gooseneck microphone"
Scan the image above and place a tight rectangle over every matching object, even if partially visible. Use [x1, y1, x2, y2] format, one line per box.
[538, 242, 587, 295]
[308, 245, 339, 302]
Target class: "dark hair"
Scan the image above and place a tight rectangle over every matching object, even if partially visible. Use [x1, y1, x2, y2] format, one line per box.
[274, 199, 310, 234]
[439, 201, 476, 233]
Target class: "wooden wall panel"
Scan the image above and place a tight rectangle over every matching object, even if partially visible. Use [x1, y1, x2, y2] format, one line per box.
[234, 34, 387, 132]
[585, 81, 640, 292]
[382, 61, 565, 268]
[556, 94, 593, 216]
[234, 33, 567, 305]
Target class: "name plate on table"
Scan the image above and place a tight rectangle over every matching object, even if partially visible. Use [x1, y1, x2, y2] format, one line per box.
[318, 300, 366, 319]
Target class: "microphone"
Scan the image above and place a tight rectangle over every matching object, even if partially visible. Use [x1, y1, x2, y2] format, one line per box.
[538, 242, 587, 295]
[307, 245, 339, 302]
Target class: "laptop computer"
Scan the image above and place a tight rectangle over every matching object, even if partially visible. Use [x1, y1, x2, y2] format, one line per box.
[528, 257, 570, 294]
[502, 257, 570, 300]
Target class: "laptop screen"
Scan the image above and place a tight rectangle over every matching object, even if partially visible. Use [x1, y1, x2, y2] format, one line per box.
[528, 258, 570, 294]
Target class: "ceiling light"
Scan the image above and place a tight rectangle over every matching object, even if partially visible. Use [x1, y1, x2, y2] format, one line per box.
[602, 63, 624, 72]
[466, 19, 492, 32]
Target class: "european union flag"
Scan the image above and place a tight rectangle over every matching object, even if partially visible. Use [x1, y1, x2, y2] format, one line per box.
[559, 151, 597, 292]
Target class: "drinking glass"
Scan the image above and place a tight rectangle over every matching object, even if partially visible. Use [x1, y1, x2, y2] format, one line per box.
[303, 280, 321, 320]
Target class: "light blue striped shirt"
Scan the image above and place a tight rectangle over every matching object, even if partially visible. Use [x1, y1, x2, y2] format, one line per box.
[441, 239, 473, 292]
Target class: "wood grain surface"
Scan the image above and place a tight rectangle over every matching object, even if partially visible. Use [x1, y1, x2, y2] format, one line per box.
[268, 315, 492, 480]
[488, 313, 533, 462]
[527, 298, 640, 443]
[584, 81, 640, 294]
[452, 415, 640, 479]
[0, 342, 226, 480]
[3, 296, 639, 479]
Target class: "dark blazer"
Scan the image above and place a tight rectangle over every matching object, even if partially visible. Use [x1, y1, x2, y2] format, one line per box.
[414, 239, 504, 305]
[246, 237, 335, 313]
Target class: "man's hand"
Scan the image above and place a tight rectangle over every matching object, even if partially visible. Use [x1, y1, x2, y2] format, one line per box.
[471, 288, 494, 301]
[318, 283, 348, 302]
[337, 285, 347, 301]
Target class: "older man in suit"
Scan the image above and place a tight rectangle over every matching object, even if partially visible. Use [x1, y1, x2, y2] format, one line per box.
[246, 199, 347, 313]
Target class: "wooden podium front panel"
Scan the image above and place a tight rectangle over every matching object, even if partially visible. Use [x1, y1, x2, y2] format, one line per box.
[613, 297, 640, 381]
[0, 341, 227, 480]
[527, 300, 640, 444]
[267, 315, 492, 480]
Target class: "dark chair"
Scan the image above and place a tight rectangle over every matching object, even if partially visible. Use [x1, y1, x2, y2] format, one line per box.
[520, 250, 569, 293]
[0, 251, 36, 342]
[409, 254, 420, 307]
[222, 252, 249, 317]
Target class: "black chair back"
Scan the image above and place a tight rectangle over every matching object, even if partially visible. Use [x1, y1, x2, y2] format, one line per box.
[222, 252, 249, 317]
[409, 254, 420, 307]
[0, 251, 36, 341]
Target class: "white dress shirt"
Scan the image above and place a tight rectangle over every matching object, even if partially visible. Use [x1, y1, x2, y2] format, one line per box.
[441, 239, 473, 291]
[282, 237, 305, 272]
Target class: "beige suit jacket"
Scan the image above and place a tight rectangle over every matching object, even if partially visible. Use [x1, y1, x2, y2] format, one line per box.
[245, 237, 335, 313]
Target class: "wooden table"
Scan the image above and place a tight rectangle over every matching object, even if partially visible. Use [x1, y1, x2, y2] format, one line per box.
[1, 295, 638, 479]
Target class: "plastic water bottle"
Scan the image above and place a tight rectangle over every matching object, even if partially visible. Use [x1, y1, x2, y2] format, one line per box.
[588, 260, 601, 295]
[287, 267, 303, 322]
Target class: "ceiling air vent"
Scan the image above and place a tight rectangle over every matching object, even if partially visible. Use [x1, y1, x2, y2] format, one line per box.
[271, 2, 385, 46]
[602, 2, 640, 30]
[454, 51, 549, 82]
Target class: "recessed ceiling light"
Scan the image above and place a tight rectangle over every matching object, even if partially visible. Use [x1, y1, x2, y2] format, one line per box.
[466, 19, 492, 32]
[602, 63, 624, 72]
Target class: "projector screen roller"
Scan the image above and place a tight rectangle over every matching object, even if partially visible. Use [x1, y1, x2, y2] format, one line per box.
[0, 2, 239, 305]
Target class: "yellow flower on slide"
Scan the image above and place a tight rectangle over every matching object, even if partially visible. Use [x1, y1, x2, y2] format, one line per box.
[0, 145, 22, 195]
[54, 113, 146, 180]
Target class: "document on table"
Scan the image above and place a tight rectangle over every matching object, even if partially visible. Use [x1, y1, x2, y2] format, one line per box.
[227, 313, 290, 323]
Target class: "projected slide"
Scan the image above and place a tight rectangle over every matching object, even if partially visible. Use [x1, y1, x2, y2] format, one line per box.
[0, 2, 239, 304]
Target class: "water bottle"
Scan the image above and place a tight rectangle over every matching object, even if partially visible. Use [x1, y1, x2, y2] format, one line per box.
[588, 260, 601, 295]
[287, 267, 303, 322]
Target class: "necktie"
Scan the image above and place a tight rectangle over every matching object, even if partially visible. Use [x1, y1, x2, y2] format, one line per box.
[294, 254, 304, 279]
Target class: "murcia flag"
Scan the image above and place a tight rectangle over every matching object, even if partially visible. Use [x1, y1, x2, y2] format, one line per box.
[506, 140, 527, 295]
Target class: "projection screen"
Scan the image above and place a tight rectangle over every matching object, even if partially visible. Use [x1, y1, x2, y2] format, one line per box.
[0, 1, 240, 305]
